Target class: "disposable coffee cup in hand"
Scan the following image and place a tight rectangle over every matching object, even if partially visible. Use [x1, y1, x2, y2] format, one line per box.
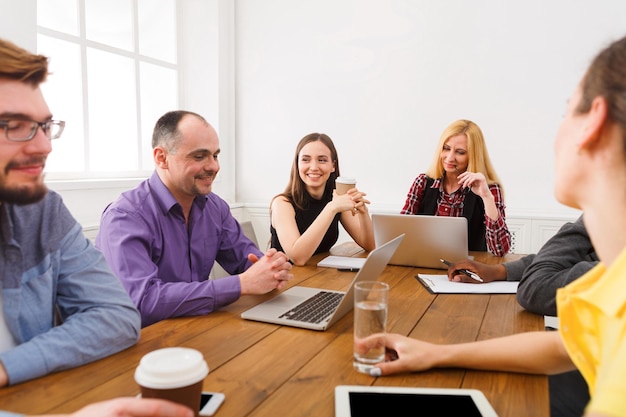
[134, 347, 209, 416]
[335, 177, 356, 195]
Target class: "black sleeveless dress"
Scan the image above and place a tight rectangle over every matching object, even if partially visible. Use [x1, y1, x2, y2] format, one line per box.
[270, 191, 341, 254]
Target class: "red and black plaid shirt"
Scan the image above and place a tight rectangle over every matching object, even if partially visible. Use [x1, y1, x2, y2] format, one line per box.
[401, 174, 511, 256]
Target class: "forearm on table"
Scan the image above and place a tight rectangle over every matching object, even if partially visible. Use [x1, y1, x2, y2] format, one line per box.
[503, 255, 535, 281]
[138, 278, 239, 326]
[287, 205, 338, 264]
[342, 211, 375, 251]
[517, 262, 596, 316]
[436, 331, 573, 375]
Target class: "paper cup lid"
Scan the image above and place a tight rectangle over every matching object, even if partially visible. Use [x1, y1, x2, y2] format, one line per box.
[134, 347, 209, 389]
[335, 177, 356, 184]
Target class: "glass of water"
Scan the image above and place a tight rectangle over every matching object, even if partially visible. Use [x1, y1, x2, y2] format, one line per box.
[353, 281, 389, 374]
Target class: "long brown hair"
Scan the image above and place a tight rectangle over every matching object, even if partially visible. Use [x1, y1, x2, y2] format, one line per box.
[273, 133, 340, 211]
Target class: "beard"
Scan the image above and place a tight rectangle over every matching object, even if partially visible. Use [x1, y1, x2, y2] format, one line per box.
[0, 157, 49, 205]
[0, 176, 48, 205]
[191, 172, 216, 195]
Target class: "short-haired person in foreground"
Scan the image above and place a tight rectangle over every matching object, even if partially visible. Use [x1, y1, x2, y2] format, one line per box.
[0, 38, 141, 387]
[446, 214, 597, 416]
[356, 35, 626, 416]
[96, 111, 293, 327]
[0, 398, 194, 417]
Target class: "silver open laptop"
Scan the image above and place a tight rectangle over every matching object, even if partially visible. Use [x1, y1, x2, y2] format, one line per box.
[372, 213, 468, 269]
[240, 234, 404, 331]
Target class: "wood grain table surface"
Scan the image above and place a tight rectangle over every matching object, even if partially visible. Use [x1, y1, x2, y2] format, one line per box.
[1, 244, 547, 417]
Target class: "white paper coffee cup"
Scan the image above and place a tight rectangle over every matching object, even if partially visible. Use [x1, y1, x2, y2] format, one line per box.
[335, 177, 356, 195]
[135, 347, 209, 416]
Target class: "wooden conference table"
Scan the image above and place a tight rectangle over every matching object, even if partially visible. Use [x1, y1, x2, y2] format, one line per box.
[2, 245, 548, 417]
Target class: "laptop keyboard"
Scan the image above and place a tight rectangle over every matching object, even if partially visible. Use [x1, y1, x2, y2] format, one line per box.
[279, 291, 345, 323]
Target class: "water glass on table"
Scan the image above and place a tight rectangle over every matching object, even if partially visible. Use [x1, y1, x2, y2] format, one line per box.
[353, 281, 389, 374]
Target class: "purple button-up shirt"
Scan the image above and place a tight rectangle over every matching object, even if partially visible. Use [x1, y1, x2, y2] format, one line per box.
[96, 172, 262, 327]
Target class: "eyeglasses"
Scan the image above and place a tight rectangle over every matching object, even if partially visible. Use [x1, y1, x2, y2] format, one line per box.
[0, 119, 65, 142]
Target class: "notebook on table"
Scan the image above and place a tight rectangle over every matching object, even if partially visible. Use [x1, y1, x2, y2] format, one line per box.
[372, 213, 468, 269]
[316, 256, 366, 270]
[416, 274, 518, 294]
[240, 234, 404, 331]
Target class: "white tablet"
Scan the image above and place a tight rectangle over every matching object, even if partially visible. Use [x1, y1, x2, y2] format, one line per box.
[335, 385, 498, 417]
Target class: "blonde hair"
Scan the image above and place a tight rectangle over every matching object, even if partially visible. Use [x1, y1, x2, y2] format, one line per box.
[425, 119, 503, 191]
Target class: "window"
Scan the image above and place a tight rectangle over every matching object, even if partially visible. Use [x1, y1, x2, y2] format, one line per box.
[36, 0, 178, 180]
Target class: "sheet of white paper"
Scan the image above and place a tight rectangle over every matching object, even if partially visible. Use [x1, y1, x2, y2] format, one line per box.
[544, 315, 559, 329]
[416, 274, 518, 294]
[317, 256, 366, 269]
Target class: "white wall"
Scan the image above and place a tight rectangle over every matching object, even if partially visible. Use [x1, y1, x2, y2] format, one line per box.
[3, 0, 626, 252]
[234, 0, 626, 220]
[0, 1, 35, 48]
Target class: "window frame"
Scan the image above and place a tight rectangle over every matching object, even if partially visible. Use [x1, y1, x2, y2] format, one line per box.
[31, 0, 237, 206]
[37, 0, 179, 181]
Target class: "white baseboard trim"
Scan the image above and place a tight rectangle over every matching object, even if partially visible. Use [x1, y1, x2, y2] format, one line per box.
[83, 203, 580, 255]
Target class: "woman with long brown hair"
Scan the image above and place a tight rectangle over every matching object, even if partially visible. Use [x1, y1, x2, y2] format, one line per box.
[270, 133, 375, 265]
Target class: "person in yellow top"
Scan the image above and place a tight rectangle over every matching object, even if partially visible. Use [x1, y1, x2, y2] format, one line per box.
[356, 34, 626, 417]
[556, 258, 625, 413]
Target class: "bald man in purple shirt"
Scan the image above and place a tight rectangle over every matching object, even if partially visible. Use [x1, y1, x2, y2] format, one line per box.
[96, 111, 292, 327]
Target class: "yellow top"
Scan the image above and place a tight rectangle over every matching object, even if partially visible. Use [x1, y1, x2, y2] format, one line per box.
[557, 246, 626, 416]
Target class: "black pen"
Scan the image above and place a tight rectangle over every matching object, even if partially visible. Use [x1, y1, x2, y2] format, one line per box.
[337, 268, 360, 272]
[439, 258, 483, 282]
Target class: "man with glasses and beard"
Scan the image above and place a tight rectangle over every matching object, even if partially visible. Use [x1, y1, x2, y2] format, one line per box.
[0, 38, 141, 388]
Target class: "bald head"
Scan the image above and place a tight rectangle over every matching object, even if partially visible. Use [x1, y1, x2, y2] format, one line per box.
[152, 110, 210, 152]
